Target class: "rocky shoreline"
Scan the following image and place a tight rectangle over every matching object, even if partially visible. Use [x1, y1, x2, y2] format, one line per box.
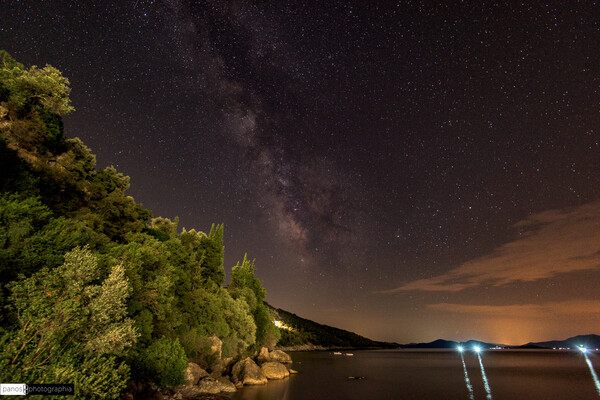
[122, 339, 389, 399]
[124, 346, 294, 400]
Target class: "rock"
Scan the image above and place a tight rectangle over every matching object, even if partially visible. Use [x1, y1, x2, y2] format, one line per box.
[206, 335, 223, 360]
[216, 376, 237, 393]
[210, 355, 234, 377]
[194, 335, 223, 370]
[257, 346, 270, 364]
[232, 357, 268, 386]
[185, 362, 208, 386]
[189, 376, 237, 394]
[223, 357, 233, 368]
[269, 350, 292, 364]
[197, 377, 223, 394]
[209, 367, 223, 379]
[261, 361, 290, 380]
[177, 385, 204, 398]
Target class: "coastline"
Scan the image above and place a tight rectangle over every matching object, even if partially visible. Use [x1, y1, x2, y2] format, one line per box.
[275, 344, 396, 352]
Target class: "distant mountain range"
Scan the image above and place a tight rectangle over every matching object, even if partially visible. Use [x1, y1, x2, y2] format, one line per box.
[520, 334, 600, 349]
[398, 334, 600, 349]
[268, 302, 599, 351]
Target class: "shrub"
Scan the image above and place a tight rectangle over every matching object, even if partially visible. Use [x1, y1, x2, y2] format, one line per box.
[140, 337, 187, 387]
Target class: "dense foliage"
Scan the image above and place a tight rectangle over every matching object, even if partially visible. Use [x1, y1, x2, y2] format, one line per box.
[0, 51, 277, 399]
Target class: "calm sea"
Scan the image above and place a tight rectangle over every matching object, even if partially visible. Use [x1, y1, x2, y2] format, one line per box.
[232, 349, 600, 400]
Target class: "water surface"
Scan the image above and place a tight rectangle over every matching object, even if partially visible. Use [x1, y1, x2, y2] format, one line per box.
[232, 349, 600, 400]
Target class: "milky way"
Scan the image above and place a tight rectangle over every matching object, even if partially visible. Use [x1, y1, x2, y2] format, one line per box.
[2, 1, 599, 343]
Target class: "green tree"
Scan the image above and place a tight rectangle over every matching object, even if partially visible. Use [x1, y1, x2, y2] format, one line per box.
[230, 254, 266, 301]
[0, 50, 74, 117]
[138, 337, 187, 388]
[0, 247, 137, 399]
[1, 51, 72, 160]
[229, 255, 279, 348]
[151, 216, 179, 237]
[179, 224, 224, 286]
[0, 194, 106, 284]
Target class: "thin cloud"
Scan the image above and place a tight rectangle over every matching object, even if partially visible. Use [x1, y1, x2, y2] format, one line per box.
[382, 201, 600, 293]
[428, 300, 600, 318]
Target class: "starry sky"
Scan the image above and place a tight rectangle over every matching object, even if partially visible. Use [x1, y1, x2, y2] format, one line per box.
[2, 1, 600, 345]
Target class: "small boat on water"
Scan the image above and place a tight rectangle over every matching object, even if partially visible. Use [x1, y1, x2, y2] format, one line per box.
[333, 351, 342, 355]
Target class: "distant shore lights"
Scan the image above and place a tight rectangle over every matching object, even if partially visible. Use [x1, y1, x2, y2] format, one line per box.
[455, 345, 482, 353]
[273, 320, 293, 331]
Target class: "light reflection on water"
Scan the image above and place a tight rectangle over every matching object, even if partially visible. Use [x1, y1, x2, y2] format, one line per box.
[232, 350, 600, 400]
[460, 352, 474, 400]
[477, 352, 493, 400]
[583, 352, 600, 397]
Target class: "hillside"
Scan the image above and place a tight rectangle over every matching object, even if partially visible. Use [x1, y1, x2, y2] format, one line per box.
[399, 339, 502, 349]
[522, 334, 600, 349]
[268, 305, 395, 349]
[395, 334, 600, 349]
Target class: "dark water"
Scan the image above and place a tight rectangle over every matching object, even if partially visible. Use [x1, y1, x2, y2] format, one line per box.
[232, 349, 600, 400]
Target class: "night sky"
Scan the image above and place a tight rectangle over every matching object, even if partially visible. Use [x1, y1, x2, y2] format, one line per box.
[2, 1, 599, 345]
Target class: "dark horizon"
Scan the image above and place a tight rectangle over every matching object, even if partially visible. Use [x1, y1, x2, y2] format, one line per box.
[395, 333, 600, 348]
[3, 1, 599, 344]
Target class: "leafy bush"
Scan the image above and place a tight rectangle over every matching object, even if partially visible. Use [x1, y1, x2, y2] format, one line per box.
[0, 247, 137, 399]
[139, 337, 187, 387]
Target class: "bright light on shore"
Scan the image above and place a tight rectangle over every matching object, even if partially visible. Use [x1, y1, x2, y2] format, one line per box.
[580, 346, 588, 353]
[273, 320, 294, 331]
[474, 346, 481, 353]
[458, 346, 464, 352]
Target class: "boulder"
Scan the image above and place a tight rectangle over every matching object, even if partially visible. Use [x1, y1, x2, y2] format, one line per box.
[261, 361, 290, 380]
[195, 335, 223, 370]
[197, 377, 223, 394]
[206, 335, 223, 360]
[224, 357, 235, 370]
[211, 356, 235, 377]
[194, 377, 236, 394]
[232, 357, 268, 386]
[177, 385, 204, 398]
[216, 376, 237, 393]
[185, 362, 208, 386]
[257, 347, 270, 364]
[269, 350, 292, 364]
